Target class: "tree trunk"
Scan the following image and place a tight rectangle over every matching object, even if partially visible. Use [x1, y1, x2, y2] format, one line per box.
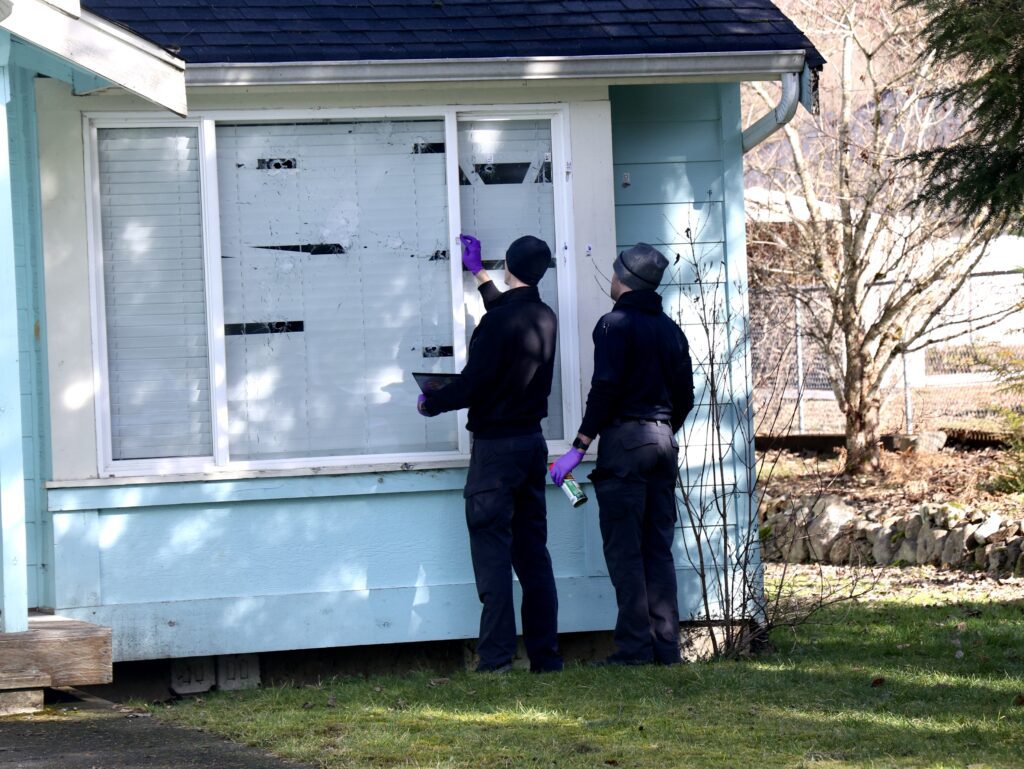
[844, 398, 882, 474]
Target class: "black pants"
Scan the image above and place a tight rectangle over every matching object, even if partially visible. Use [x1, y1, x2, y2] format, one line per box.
[591, 421, 680, 664]
[463, 433, 562, 672]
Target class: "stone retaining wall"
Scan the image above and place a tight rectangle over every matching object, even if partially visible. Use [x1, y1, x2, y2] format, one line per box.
[760, 496, 1024, 576]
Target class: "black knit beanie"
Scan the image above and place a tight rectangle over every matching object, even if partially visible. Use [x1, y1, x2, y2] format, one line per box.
[505, 235, 551, 286]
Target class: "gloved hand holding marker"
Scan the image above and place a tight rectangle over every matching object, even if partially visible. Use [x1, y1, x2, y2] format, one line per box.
[459, 233, 483, 274]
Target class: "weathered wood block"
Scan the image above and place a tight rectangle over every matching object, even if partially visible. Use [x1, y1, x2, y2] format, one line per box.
[0, 671, 51, 691]
[0, 688, 45, 717]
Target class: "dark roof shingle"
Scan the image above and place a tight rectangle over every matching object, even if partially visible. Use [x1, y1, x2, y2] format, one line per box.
[83, 1, 824, 68]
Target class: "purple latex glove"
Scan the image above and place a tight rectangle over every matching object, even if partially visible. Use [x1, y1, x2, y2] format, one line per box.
[459, 233, 483, 274]
[550, 448, 584, 486]
[417, 394, 435, 417]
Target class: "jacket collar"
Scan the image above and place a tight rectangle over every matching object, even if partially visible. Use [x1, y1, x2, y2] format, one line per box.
[614, 289, 662, 314]
[493, 285, 541, 307]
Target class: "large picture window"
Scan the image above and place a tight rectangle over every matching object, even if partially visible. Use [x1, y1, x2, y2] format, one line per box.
[88, 108, 576, 475]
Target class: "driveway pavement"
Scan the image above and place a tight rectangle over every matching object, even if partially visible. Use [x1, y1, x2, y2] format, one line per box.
[0, 693, 315, 769]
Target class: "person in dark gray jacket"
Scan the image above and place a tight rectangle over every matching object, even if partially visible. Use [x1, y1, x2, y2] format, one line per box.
[551, 242, 694, 665]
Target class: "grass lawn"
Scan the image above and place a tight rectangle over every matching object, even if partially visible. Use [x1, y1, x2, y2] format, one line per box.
[153, 594, 1024, 769]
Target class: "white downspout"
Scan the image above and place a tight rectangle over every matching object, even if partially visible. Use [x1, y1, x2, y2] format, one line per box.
[742, 70, 801, 153]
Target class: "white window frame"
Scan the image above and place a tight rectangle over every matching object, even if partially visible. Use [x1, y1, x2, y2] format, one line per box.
[85, 104, 580, 478]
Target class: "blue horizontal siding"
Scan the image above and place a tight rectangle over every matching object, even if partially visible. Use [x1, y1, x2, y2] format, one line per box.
[610, 82, 759, 595]
[50, 467, 730, 660]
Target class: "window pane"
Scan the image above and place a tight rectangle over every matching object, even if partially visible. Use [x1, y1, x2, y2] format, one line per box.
[457, 119, 564, 440]
[216, 120, 456, 460]
[97, 127, 213, 460]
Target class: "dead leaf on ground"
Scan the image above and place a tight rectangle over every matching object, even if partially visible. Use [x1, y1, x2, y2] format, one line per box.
[870, 677, 886, 687]
[372, 686, 383, 693]
[428, 677, 451, 687]
[301, 701, 314, 710]
[1013, 693, 1024, 707]
[604, 761, 620, 767]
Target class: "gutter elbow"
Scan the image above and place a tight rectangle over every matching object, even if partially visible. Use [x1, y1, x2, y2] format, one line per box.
[742, 70, 801, 154]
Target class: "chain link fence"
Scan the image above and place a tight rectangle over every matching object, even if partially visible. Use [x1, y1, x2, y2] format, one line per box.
[751, 270, 1024, 437]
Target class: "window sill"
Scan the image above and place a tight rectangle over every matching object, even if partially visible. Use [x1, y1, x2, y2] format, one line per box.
[46, 449, 588, 489]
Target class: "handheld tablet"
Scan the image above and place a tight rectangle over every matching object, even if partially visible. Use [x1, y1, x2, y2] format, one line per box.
[412, 372, 461, 394]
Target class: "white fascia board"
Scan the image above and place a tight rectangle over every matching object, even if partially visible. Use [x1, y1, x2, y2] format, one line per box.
[43, 0, 80, 17]
[1, 0, 186, 115]
[186, 50, 807, 88]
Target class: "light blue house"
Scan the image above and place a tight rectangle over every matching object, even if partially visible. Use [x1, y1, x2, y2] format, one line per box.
[2, 1, 822, 677]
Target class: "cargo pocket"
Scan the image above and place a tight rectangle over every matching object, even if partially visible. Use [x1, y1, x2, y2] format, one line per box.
[622, 434, 658, 450]
[462, 448, 530, 499]
[464, 485, 508, 531]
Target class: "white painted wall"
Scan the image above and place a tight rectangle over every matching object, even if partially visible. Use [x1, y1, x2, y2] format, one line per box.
[36, 78, 617, 482]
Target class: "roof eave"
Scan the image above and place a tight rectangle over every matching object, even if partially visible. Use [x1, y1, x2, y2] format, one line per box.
[185, 50, 808, 88]
[2, 1, 186, 115]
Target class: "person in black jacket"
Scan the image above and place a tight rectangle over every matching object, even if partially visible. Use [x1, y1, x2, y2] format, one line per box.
[550, 242, 694, 666]
[418, 234, 562, 674]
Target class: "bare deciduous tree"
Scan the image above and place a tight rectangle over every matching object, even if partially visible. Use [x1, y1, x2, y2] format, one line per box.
[745, 0, 1011, 473]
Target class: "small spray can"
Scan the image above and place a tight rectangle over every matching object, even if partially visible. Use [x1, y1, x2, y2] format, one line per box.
[551, 465, 588, 508]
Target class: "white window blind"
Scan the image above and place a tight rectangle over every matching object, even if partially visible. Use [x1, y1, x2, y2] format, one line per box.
[97, 127, 213, 460]
[458, 119, 565, 440]
[216, 120, 456, 459]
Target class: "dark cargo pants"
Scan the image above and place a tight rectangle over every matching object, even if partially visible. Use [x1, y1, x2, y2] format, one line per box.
[591, 420, 681, 664]
[463, 433, 563, 672]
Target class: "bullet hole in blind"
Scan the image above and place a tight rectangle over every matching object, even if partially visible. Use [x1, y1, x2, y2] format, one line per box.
[412, 142, 445, 154]
[422, 346, 454, 358]
[225, 321, 305, 336]
[257, 158, 297, 170]
[474, 162, 531, 185]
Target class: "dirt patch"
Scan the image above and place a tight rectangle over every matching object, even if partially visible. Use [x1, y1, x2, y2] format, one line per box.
[767, 562, 1024, 605]
[761, 446, 1024, 521]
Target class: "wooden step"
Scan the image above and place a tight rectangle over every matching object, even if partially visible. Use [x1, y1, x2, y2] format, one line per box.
[0, 613, 112, 689]
[0, 671, 51, 691]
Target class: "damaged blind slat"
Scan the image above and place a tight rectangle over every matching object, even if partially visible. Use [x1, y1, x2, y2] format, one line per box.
[97, 126, 213, 461]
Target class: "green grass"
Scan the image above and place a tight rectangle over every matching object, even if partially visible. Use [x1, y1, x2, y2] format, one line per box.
[154, 598, 1024, 769]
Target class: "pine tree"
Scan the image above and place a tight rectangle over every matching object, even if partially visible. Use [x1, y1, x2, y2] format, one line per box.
[902, 0, 1024, 231]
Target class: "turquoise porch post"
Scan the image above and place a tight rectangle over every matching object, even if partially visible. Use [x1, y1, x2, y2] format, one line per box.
[0, 29, 29, 634]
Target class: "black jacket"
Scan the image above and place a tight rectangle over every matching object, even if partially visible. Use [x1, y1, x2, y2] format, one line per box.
[423, 283, 556, 438]
[578, 289, 694, 438]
